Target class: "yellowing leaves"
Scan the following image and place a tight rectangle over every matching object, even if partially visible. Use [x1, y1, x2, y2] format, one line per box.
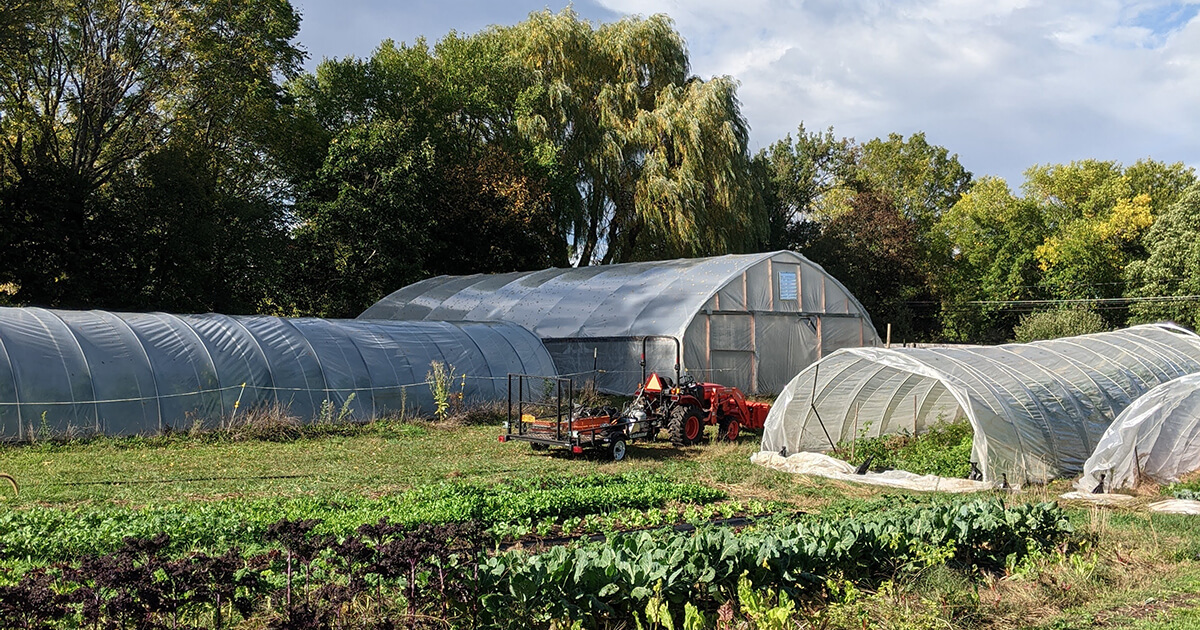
[1097, 193, 1153, 240]
[1035, 193, 1153, 273]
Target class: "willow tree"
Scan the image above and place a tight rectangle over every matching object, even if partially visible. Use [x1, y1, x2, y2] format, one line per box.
[496, 9, 765, 264]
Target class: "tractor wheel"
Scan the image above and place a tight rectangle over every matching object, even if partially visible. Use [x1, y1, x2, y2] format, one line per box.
[669, 406, 704, 447]
[719, 417, 740, 441]
[609, 439, 628, 462]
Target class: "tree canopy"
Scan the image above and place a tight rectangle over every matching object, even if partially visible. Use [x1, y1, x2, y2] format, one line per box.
[1, 3, 1196, 341]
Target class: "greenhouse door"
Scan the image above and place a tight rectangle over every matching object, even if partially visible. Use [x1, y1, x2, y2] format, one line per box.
[755, 313, 819, 394]
[709, 313, 755, 393]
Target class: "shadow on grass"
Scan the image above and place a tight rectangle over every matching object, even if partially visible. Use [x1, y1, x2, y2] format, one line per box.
[513, 439, 718, 463]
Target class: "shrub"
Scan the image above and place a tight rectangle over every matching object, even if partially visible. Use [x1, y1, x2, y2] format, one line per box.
[1011, 308, 1109, 343]
[841, 421, 974, 478]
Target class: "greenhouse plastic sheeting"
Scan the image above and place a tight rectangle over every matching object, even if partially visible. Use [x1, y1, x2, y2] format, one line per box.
[759, 324, 1200, 485]
[0, 308, 556, 439]
[1077, 373, 1200, 492]
[361, 251, 880, 394]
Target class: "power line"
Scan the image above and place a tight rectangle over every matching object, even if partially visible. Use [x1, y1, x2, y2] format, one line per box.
[963, 295, 1200, 307]
[901, 294, 1200, 315]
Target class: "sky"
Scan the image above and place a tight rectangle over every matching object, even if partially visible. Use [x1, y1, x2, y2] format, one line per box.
[291, 0, 1200, 187]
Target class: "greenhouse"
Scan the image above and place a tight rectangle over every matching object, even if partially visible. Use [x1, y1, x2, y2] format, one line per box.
[360, 251, 880, 394]
[759, 324, 1200, 485]
[1077, 372, 1200, 492]
[0, 307, 555, 439]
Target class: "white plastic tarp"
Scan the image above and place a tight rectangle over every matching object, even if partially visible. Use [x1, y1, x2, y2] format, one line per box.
[760, 324, 1200, 485]
[1077, 372, 1200, 492]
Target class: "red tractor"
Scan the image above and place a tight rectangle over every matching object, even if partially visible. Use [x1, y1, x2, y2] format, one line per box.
[500, 338, 769, 460]
[635, 370, 770, 446]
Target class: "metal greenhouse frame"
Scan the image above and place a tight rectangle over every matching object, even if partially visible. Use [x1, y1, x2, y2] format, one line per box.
[360, 251, 881, 394]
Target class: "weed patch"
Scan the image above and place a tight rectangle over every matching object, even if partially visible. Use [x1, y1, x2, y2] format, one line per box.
[841, 421, 974, 478]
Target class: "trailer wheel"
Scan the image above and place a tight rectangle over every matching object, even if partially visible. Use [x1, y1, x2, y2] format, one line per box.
[609, 439, 627, 462]
[669, 406, 704, 446]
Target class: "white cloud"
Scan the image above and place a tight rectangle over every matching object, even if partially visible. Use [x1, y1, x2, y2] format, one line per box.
[293, 0, 1200, 184]
[592, 0, 1200, 183]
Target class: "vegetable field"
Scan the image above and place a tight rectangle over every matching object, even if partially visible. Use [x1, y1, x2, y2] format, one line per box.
[0, 420, 1198, 629]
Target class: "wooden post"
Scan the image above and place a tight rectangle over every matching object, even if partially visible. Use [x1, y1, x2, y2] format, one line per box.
[886, 323, 892, 348]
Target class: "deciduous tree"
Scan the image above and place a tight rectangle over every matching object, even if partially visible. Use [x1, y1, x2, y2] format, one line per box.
[0, 0, 304, 310]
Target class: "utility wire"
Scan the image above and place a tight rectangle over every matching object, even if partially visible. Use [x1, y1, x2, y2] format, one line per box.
[963, 295, 1200, 307]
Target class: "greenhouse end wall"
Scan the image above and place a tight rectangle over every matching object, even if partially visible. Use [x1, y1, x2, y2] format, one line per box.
[0, 308, 556, 439]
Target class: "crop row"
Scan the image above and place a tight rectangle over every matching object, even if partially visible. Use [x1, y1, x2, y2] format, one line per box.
[0, 472, 724, 563]
[484, 498, 1070, 626]
[0, 499, 1072, 629]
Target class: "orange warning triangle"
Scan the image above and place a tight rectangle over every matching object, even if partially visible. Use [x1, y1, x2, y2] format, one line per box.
[645, 373, 663, 393]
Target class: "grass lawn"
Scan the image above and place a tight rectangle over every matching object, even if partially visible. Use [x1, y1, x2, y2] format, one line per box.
[0, 421, 840, 509]
[0, 418, 1198, 629]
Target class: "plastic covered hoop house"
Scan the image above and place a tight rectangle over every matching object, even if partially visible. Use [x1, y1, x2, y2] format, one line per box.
[760, 324, 1200, 484]
[361, 251, 880, 394]
[0, 307, 555, 439]
[1077, 372, 1200, 492]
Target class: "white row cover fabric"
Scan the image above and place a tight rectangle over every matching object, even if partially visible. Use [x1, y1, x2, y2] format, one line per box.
[759, 324, 1200, 485]
[360, 251, 880, 394]
[0, 308, 556, 439]
[1149, 499, 1200, 514]
[1077, 372, 1200, 492]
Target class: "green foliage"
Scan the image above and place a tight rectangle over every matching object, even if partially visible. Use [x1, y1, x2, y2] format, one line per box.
[758, 124, 857, 251]
[478, 499, 1071, 627]
[1011, 308, 1110, 343]
[805, 190, 928, 339]
[0, 471, 723, 564]
[856, 132, 973, 233]
[839, 421, 974, 478]
[427, 361, 456, 420]
[315, 393, 356, 425]
[1168, 479, 1200, 500]
[738, 572, 796, 629]
[760, 129, 970, 342]
[0, 0, 304, 313]
[1126, 184, 1200, 329]
[937, 176, 1049, 342]
[937, 159, 1195, 341]
[498, 9, 765, 264]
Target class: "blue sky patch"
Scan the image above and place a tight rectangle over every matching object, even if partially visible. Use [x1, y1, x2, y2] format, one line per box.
[1130, 2, 1200, 46]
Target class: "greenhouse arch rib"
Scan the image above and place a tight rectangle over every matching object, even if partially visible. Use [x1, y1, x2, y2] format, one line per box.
[760, 324, 1200, 485]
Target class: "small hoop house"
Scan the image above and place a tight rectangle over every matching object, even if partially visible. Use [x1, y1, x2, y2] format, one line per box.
[361, 251, 880, 394]
[1077, 372, 1200, 492]
[760, 324, 1200, 484]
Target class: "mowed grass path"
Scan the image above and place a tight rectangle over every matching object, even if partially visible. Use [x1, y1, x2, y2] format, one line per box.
[0, 422, 816, 508]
